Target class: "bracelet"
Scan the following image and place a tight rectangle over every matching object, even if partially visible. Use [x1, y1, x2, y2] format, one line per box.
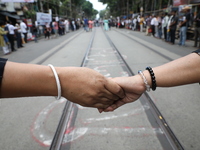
[146, 66, 157, 91]
[138, 70, 151, 92]
[48, 64, 62, 100]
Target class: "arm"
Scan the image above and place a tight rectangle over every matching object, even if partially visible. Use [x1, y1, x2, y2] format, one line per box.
[103, 53, 200, 112]
[1, 61, 124, 109]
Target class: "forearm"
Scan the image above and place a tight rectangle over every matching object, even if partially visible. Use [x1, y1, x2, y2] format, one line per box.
[0, 62, 57, 98]
[143, 53, 200, 88]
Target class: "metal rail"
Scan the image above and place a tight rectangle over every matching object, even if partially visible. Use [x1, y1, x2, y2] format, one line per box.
[49, 29, 96, 150]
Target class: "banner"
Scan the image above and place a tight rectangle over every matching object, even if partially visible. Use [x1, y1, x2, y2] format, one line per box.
[36, 12, 52, 25]
[173, 0, 189, 6]
[1, 0, 34, 2]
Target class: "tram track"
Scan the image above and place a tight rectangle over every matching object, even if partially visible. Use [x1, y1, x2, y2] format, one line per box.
[49, 28, 184, 150]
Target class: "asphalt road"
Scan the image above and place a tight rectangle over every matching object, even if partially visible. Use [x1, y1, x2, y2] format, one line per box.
[0, 27, 199, 150]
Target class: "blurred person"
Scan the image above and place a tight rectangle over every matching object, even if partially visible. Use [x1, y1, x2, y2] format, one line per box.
[65, 18, 69, 33]
[162, 13, 169, 41]
[169, 11, 178, 45]
[139, 15, 144, 32]
[132, 17, 137, 31]
[179, 7, 191, 46]
[7, 21, 17, 52]
[15, 23, 23, 48]
[84, 18, 89, 32]
[88, 19, 93, 31]
[145, 15, 151, 35]
[0, 21, 10, 55]
[193, 12, 200, 48]
[150, 15, 156, 37]
[32, 24, 38, 43]
[104, 19, 109, 31]
[20, 20, 28, 43]
[44, 22, 51, 40]
[53, 20, 58, 38]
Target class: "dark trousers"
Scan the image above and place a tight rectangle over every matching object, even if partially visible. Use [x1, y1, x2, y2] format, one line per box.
[23, 33, 27, 43]
[170, 28, 176, 44]
[194, 27, 200, 47]
[164, 27, 167, 41]
[151, 25, 155, 37]
[8, 34, 15, 51]
[17, 32, 22, 48]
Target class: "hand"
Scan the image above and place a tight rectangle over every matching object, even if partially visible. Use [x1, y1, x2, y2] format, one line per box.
[57, 67, 125, 109]
[100, 75, 146, 112]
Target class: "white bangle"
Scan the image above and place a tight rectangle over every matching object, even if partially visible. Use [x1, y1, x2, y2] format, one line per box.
[138, 70, 151, 92]
[48, 64, 62, 100]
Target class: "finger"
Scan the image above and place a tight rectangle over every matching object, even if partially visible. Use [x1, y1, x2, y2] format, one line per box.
[94, 103, 110, 109]
[103, 99, 126, 112]
[104, 79, 125, 99]
[98, 108, 103, 113]
[100, 89, 120, 101]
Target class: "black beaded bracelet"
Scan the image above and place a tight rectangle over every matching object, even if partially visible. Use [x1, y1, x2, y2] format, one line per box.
[146, 66, 157, 91]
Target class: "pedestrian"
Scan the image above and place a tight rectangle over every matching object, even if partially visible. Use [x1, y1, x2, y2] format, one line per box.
[7, 21, 17, 52]
[32, 24, 38, 43]
[139, 15, 144, 32]
[145, 15, 151, 35]
[84, 18, 89, 32]
[20, 20, 28, 43]
[44, 22, 50, 40]
[104, 19, 109, 31]
[53, 20, 58, 38]
[64, 18, 69, 33]
[193, 12, 200, 48]
[179, 6, 191, 46]
[72, 19, 76, 31]
[150, 15, 156, 37]
[162, 13, 169, 41]
[15, 23, 23, 48]
[0, 58, 124, 110]
[100, 49, 200, 112]
[169, 11, 178, 45]
[132, 17, 137, 31]
[0, 21, 10, 55]
[88, 19, 93, 32]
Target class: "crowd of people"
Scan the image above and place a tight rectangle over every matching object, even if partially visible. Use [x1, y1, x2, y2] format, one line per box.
[114, 7, 200, 48]
[0, 18, 99, 55]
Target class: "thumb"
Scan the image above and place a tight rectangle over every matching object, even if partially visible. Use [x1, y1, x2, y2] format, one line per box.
[104, 78, 125, 99]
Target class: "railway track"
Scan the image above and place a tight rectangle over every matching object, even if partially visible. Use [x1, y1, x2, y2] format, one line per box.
[49, 28, 184, 150]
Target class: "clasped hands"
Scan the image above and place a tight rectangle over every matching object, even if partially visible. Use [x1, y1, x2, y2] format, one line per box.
[58, 67, 146, 113]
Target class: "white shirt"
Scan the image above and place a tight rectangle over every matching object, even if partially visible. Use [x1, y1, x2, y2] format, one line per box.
[8, 24, 17, 34]
[20, 22, 27, 33]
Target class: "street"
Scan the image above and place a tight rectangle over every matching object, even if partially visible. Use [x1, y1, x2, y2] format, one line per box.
[0, 26, 200, 150]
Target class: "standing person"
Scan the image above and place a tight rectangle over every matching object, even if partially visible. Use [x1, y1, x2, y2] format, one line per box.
[194, 12, 200, 48]
[15, 23, 23, 48]
[7, 21, 17, 52]
[179, 7, 191, 46]
[132, 17, 137, 31]
[139, 15, 144, 32]
[0, 21, 10, 55]
[145, 15, 151, 35]
[150, 15, 156, 37]
[84, 18, 89, 32]
[157, 15, 162, 39]
[72, 19, 76, 31]
[169, 11, 178, 45]
[88, 19, 93, 31]
[162, 13, 169, 41]
[104, 19, 109, 31]
[44, 22, 50, 40]
[53, 20, 58, 38]
[20, 20, 28, 43]
[32, 24, 38, 43]
[65, 19, 69, 33]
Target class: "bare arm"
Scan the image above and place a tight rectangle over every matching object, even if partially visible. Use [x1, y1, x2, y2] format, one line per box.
[103, 53, 200, 112]
[1, 61, 124, 109]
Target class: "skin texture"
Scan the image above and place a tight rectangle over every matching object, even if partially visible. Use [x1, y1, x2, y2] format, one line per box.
[0, 62, 125, 109]
[102, 53, 200, 112]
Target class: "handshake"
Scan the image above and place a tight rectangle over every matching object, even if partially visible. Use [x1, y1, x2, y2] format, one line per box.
[58, 67, 147, 113]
